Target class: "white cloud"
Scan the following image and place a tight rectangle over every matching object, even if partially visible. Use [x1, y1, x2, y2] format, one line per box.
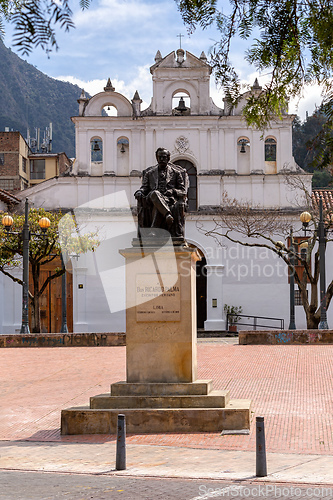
[74, 0, 167, 28]
[56, 64, 152, 109]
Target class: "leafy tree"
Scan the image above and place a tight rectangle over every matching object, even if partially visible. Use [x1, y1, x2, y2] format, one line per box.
[0, 0, 90, 54]
[311, 170, 333, 189]
[292, 112, 327, 171]
[198, 185, 333, 330]
[0, 208, 99, 332]
[292, 107, 333, 182]
[176, 1, 333, 131]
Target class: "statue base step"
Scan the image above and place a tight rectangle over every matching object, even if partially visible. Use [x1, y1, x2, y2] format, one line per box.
[61, 380, 251, 435]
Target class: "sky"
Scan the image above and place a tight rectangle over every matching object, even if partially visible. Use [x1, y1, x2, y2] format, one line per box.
[3, 0, 323, 119]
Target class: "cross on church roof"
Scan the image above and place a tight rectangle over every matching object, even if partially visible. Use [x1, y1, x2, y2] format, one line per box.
[177, 33, 184, 49]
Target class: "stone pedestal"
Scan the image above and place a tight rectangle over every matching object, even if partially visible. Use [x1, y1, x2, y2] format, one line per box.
[120, 244, 198, 383]
[61, 241, 251, 435]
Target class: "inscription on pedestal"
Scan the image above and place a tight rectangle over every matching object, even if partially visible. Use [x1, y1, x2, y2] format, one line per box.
[136, 273, 180, 322]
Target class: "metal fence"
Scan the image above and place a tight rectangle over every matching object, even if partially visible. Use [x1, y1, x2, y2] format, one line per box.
[226, 313, 284, 332]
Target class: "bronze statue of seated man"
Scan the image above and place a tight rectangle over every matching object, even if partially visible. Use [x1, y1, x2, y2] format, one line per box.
[134, 148, 188, 239]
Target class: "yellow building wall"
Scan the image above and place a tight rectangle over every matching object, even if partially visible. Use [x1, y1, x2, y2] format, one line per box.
[29, 157, 59, 186]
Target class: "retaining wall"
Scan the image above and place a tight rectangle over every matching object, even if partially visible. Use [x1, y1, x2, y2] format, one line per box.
[239, 329, 333, 345]
[0, 332, 126, 348]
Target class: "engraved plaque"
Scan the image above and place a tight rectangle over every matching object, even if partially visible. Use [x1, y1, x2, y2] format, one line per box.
[136, 273, 180, 322]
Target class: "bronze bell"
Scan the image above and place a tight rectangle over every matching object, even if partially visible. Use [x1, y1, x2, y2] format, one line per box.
[93, 141, 101, 151]
[176, 97, 187, 112]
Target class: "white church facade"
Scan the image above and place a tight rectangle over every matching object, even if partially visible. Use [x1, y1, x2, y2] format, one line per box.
[1, 48, 317, 333]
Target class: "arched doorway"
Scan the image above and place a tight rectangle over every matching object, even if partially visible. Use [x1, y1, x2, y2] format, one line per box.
[173, 159, 197, 212]
[196, 256, 207, 329]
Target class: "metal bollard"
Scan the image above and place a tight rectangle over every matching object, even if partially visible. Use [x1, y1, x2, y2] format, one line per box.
[256, 416, 267, 477]
[116, 414, 126, 470]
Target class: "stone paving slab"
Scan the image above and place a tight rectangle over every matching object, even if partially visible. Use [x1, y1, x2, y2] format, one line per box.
[1, 342, 333, 486]
[1, 343, 333, 454]
[0, 441, 333, 485]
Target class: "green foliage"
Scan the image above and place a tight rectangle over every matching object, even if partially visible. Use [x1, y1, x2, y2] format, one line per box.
[0, 206, 99, 332]
[224, 303, 243, 324]
[0, 0, 90, 54]
[308, 96, 333, 170]
[311, 170, 333, 189]
[176, 0, 217, 31]
[176, 0, 333, 129]
[292, 109, 333, 184]
[0, 207, 99, 288]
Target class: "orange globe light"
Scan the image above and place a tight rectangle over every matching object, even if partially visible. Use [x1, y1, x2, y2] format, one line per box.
[299, 241, 308, 250]
[38, 217, 51, 231]
[2, 215, 13, 229]
[300, 211, 312, 224]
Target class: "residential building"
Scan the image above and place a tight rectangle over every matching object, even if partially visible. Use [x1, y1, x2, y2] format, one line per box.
[0, 131, 29, 192]
[0, 130, 72, 192]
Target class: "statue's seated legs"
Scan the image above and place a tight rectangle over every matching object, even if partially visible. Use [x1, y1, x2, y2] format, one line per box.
[148, 190, 174, 228]
[171, 199, 186, 238]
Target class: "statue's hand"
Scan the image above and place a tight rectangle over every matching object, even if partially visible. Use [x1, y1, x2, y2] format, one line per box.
[135, 191, 144, 200]
[165, 189, 174, 197]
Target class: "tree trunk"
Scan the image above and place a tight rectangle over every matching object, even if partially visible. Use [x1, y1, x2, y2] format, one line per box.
[305, 313, 320, 329]
[30, 293, 42, 333]
[30, 262, 41, 333]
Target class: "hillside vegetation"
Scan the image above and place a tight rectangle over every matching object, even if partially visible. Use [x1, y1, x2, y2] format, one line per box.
[0, 40, 85, 157]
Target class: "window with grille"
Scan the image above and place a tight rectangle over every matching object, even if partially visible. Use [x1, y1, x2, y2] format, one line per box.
[0, 153, 4, 165]
[30, 159, 45, 179]
[173, 159, 197, 212]
[265, 137, 277, 162]
[0, 179, 14, 190]
[295, 289, 307, 306]
[22, 157, 27, 173]
[287, 236, 311, 283]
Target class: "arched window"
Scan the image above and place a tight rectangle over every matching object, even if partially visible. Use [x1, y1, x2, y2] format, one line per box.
[237, 137, 250, 174]
[237, 137, 250, 154]
[117, 137, 129, 175]
[265, 137, 277, 162]
[90, 138, 103, 164]
[174, 159, 197, 211]
[172, 91, 191, 115]
[102, 105, 117, 116]
[117, 137, 129, 154]
[265, 137, 277, 174]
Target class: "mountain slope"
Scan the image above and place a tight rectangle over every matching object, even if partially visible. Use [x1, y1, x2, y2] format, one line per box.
[0, 40, 85, 157]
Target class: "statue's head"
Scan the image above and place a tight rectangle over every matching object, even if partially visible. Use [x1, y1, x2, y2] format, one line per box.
[156, 148, 170, 167]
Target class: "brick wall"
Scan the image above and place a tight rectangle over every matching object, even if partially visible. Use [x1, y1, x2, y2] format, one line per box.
[58, 152, 72, 175]
[0, 132, 29, 193]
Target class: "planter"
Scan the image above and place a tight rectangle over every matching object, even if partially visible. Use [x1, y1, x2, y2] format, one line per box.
[229, 324, 237, 333]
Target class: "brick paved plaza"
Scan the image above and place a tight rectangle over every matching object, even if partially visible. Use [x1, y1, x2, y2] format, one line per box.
[1, 341, 332, 455]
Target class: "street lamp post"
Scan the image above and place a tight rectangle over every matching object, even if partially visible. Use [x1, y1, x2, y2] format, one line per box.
[318, 198, 329, 329]
[289, 227, 296, 330]
[21, 199, 30, 333]
[1, 199, 50, 333]
[300, 201, 329, 329]
[60, 252, 68, 334]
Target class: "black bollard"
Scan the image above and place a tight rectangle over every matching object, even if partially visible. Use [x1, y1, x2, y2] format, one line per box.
[256, 416, 267, 477]
[116, 414, 126, 470]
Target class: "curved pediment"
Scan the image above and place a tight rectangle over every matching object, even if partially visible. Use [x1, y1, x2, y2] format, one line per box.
[84, 92, 133, 117]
